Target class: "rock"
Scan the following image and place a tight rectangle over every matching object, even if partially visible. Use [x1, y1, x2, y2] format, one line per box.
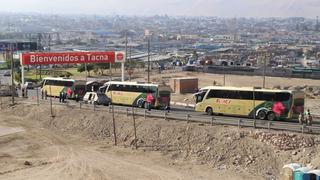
[24, 161, 32, 166]
[216, 155, 224, 161]
[308, 87, 314, 91]
[273, 85, 281, 89]
[205, 147, 211, 152]
[237, 132, 245, 138]
[292, 151, 297, 155]
[218, 165, 227, 170]
[313, 90, 320, 96]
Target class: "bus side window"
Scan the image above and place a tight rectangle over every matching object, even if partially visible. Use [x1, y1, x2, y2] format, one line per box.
[108, 84, 116, 91]
[275, 93, 290, 101]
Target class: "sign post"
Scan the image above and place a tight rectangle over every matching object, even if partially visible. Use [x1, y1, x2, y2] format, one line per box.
[20, 54, 25, 90]
[115, 52, 125, 82]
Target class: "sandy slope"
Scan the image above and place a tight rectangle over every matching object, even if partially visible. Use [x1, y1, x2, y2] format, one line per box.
[0, 101, 260, 180]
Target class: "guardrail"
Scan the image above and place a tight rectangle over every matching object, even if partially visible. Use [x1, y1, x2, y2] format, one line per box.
[19, 99, 320, 135]
[314, 113, 320, 118]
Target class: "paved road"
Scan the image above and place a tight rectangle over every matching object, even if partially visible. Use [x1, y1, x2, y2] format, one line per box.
[0, 69, 11, 85]
[20, 98, 320, 135]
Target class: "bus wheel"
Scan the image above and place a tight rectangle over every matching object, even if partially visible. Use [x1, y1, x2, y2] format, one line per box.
[141, 102, 146, 109]
[137, 100, 144, 108]
[206, 107, 213, 116]
[267, 112, 276, 121]
[257, 111, 267, 120]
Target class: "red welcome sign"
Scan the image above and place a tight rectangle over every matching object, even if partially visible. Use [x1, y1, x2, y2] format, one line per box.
[21, 51, 125, 65]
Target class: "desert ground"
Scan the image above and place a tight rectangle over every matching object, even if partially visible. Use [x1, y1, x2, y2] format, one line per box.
[1, 71, 320, 180]
[0, 97, 320, 180]
[0, 98, 263, 180]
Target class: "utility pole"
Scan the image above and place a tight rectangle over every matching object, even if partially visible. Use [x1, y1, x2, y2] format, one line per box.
[48, 34, 51, 51]
[129, 45, 132, 81]
[123, 30, 128, 82]
[316, 16, 319, 32]
[147, 36, 150, 83]
[37, 33, 42, 80]
[263, 55, 267, 88]
[109, 62, 112, 81]
[85, 63, 88, 81]
[223, 64, 226, 86]
[49, 85, 53, 117]
[10, 43, 15, 105]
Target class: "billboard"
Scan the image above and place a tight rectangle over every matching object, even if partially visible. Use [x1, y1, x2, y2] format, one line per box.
[21, 51, 125, 65]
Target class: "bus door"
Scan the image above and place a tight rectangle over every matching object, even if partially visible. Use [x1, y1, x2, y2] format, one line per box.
[209, 90, 227, 114]
[194, 90, 207, 104]
[75, 84, 86, 98]
[291, 92, 304, 119]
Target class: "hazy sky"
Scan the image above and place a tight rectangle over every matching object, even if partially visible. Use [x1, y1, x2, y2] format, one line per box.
[0, 0, 319, 17]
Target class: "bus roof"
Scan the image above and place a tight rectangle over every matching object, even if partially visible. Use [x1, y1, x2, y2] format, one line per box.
[105, 81, 158, 87]
[43, 77, 75, 82]
[200, 86, 298, 93]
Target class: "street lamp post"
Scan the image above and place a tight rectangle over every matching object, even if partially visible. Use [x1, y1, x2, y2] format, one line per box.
[147, 36, 150, 83]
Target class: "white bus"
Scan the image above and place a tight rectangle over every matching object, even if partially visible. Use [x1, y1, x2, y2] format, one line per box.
[100, 81, 171, 109]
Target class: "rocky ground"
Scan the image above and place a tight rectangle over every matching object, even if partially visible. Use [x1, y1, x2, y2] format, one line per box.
[1, 98, 320, 179]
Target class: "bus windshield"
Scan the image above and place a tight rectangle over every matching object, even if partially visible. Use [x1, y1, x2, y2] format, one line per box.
[194, 90, 207, 103]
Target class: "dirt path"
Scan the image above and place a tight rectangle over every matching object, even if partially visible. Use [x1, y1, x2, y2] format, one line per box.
[0, 109, 259, 180]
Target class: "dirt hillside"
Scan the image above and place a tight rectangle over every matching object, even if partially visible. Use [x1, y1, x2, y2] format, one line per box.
[1, 99, 320, 179]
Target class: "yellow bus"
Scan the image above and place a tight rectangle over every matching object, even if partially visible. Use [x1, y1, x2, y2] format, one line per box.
[100, 81, 171, 109]
[41, 77, 87, 98]
[194, 86, 304, 121]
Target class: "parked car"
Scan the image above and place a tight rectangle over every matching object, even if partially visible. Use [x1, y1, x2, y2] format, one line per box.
[0, 85, 18, 97]
[24, 82, 34, 89]
[83, 92, 111, 106]
[3, 71, 11, 76]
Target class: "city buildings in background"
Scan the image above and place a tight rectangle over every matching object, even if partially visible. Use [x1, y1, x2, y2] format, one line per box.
[1, 13, 320, 78]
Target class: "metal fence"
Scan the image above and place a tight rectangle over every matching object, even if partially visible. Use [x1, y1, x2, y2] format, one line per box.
[20, 99, 320, 135]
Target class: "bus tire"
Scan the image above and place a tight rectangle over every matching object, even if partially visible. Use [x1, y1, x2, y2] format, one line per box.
[257, 110, 267, 120]
[206, 107, 213, 116]
[141, 102, 146, 109]
[137, 100, 145, 108]
[267, 112, 276, 121]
